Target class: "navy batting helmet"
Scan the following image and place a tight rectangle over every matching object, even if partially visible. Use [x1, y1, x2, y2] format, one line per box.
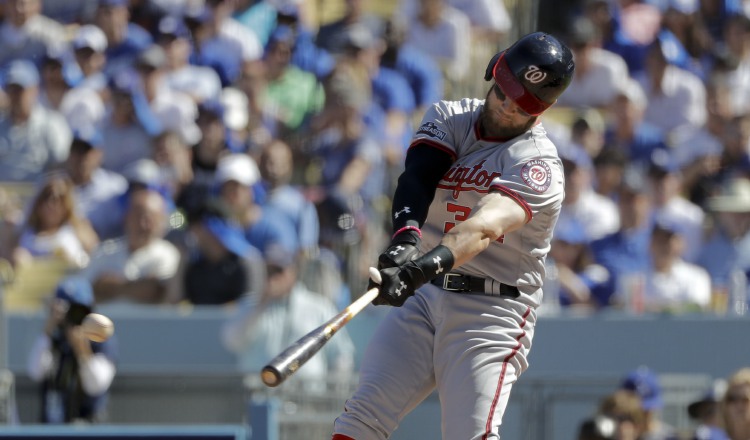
[484, 32, 575, 116]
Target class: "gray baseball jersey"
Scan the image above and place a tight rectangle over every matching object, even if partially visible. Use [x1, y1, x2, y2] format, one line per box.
[413, 98, 564, 305]
[334, 99, 565, 440]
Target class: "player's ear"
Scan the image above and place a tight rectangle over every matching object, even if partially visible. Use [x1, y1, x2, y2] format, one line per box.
[484, 52, 502, 81]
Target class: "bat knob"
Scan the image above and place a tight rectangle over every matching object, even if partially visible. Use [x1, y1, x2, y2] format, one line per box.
[368, 266, 382, 284]
[261, 367, 281, 387]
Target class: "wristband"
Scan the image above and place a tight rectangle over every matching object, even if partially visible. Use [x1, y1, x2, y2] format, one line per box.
[413, 245, 455, 282]
[392, 226, 422, 241]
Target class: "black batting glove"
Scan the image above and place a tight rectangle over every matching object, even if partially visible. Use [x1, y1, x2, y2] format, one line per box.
[377, 227, 421, 269]
[371, 261, 427, 307]
[370, 245, 455, 307]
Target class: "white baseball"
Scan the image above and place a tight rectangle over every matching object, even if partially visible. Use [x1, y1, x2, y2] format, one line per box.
[82, 313, 115, 343]
[369, 266, 382, 284]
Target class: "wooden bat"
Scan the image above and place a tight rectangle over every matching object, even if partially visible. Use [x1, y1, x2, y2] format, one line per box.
[260, 268, 382, 387]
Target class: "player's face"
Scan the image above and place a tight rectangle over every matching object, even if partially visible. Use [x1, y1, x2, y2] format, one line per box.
[480, 84, 537, 139]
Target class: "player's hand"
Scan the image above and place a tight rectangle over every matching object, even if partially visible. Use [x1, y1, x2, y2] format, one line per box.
[377, 228, 421, 269]
[370, 261, 427, 307]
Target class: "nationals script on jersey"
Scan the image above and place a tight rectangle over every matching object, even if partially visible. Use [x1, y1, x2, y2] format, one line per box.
[411, 98, 565, 304]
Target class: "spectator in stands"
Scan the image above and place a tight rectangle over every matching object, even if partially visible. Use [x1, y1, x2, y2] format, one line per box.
[151, 97, 200, 199]
[95, 0, 153, 77]
[99, 70, 159, 173]
[405, 0, 472, 83]
[175, 100, 231, 217]
[698, 177, 750, 313]
[647, 150, 706, 263]
[557, 16, 630, 109]
[546, 215, 612, 310]
[568, 109, 607, 160]
[591, 168, 654, 309]
[637, 33, 707, 136]
[185, 1, 263, 87]
[721, 367, 750, 440]
[687, 379, 729, 440]
[221, 246, 355, 389]
[558, 147, 620, 243]
[396, 0, 511, 43]
[0, 59, 72, 182]
[315, 0, 384, 56]
[596, 389, 648, 440]
[81, 189, 180, 305]
[603, 77, 668, 167]
[644, 219, 712, 313]
[258, 139, 319, 255]
[64, 131, 128, 224]
[714, 14, 750, 117]
[70, 24, 109, 92]
[379, 17, 443, 115]
[155, 15, 222, 104]
[215, 153, 297, 255]
[274, 4, 336, 80]
[0, 0, 68, 66]
[260, 24, 324, 140]
[38, 51, 75, 112]
[176, 200, 265, 306]
[26, 277, 117, 424]
[593, 148, 629, 199]
[619, 367, 679, 439]
[11, 174, 98, 270]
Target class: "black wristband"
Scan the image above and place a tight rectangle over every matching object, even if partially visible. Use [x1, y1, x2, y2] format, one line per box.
[413, 245, 455, 283]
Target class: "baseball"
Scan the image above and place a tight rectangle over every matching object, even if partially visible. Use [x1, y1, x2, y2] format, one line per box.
[81, 313, 115, 343]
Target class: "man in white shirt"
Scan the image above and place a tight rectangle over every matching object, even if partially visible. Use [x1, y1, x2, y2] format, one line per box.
[82, 189, 180, 305]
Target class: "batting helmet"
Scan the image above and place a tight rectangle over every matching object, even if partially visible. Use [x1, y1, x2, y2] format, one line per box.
[484, 32, 575, 116]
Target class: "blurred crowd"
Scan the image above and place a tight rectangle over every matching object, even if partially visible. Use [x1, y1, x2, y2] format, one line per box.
[576, 366, 750, 440]
[1, 0, 750, 331]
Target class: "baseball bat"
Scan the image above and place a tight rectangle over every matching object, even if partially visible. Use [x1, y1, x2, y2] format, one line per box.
[260, 267, 382, 387]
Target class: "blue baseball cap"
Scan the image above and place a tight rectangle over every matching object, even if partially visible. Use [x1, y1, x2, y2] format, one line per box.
[3, 60, 40, 88]
[157, 15, 190, 39]
[203, 216, 253, 257]
[621, 367, 664, 411]
[55, 276, 95, 306]
[72, 128, 104, 149]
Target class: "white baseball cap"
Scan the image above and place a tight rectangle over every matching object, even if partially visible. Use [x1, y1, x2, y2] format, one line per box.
[154, 93, 202, 146]
[73, 24, 108, 53]
[220, 87, 249, 131]
[215, 154, 260, 187]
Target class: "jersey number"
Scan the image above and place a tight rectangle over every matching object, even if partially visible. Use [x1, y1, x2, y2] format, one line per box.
[444, 203, 504, 243]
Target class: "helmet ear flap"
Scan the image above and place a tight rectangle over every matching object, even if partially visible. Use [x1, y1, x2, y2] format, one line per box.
[484, 52, 502, 81]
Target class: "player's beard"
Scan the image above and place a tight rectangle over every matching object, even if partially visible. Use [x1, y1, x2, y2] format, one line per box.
[479, 94, 538, 139]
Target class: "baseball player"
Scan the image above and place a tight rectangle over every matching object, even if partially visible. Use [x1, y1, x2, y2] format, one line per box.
[332, 32, 575, 439]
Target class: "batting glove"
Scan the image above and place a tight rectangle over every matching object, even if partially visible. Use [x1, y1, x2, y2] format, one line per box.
[370, 245, 455, 307]
[377, 226, 422, 269]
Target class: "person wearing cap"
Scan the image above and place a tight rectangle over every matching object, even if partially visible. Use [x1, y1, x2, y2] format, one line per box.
[0, 0, 68, 66]
[95, 0, 153, 78]
[38, 50, 79, 112]
[403, 0, 472, 82]
[687, 379, 730, 440]
[177, 200, 266, 305]
[0, 60, 73, 182]
[619, 367, 679, 439]
[638, 31, 707, 136]
[315, 0, 385, 56]
[81, 189, 180, 305]
[26, 276, 117, 423]
[557, 16, 630, 109]
[697, 177, 750, 314]
[71, 24, 109, 92]
[595, 389, 648, 440]
[155, 15, 222, 104]
[214, 153, 298, 256]
[545, 215, 612, 310]
[64, 130, 128, 223]
[221, 245, 355, 390]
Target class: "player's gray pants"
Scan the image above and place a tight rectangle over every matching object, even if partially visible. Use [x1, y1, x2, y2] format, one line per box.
[333, 283, 536, 440]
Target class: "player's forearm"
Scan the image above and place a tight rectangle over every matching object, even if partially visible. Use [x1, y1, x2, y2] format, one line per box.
[440, 193, 526, 268]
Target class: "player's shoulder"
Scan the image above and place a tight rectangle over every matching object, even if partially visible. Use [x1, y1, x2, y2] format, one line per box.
[429, 98, 483, 118]
[507, 123, 559, 159]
